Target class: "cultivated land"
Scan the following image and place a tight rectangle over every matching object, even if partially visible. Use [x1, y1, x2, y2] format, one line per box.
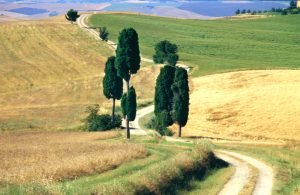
[184, 70, 300, 142]
[0, 131, 147, 184]
[89, 14, 300, 76]
[0, 16, 159, 131]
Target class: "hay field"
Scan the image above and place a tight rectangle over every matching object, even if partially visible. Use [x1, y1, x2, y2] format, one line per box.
[0, 131, 147, 184]
[183, 70, 300, 142]
[0, 16, 159, 130]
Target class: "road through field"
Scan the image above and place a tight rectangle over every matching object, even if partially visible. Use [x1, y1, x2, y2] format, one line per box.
[77, 14, 273, 195]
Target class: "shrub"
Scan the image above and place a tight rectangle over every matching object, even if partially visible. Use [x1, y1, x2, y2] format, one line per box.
[145, 115, 174, 136]
[84, 105, 122, 131]
[99, 26, 109, 41]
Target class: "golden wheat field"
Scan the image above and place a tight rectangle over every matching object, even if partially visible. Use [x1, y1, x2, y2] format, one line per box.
[0, 131, 147, 184]
[0, 16, 159, 130]
[183, 70, 300, 143]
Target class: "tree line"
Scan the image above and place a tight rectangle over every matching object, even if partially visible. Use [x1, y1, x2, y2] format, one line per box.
[235, 0, 300, 16]
[66, 9, 190, 139]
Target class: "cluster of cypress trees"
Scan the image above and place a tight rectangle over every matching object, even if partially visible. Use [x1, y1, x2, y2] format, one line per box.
[154, 41, 189, 137]
[103, 32, 188, 138]
[103, 28, 141, 139]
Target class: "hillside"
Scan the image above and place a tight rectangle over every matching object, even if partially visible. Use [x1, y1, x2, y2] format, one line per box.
[0, 16, 158, 130]
[183, 70, 300, 142]
[89, 14, 300, 76]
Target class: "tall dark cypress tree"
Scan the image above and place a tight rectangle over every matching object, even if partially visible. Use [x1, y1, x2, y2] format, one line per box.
[121, 87, 137, 122]
[154, 65, 176, 127]
[103, 56, 123, 123]
[115, 28, 141, 139]
[171, 67, 189, 137]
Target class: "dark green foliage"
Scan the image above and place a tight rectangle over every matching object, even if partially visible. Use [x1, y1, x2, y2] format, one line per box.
[146, 115, 174, 136]
[154, 65, 176, 127]
[153, 40, 178, 66]
[84, 105, 121, 131]
[247, 9, 251, 14]
[103, 56, 123, 123]
[290, 0, 297, 9]
[171, 68, 189, 137]
[99, 26, 109, 41]
[115, 28, 141, 81]
[282, 9, 288, 15]
[65, 9, 79, 23]
[236, 9, 241, 15]
[241, 9, 246, 14]
[121, 87, 137, 121]
[103, 56, 123, 100]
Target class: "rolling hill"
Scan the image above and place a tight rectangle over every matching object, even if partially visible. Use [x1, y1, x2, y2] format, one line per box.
[0, 16, 158, 130]
[89, 13, 300, 77]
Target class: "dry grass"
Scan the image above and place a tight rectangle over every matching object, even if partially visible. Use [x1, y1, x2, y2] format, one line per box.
[183, 70, 300, 142]
[0, 131, 147, 184]
[0, 16, 159, 130]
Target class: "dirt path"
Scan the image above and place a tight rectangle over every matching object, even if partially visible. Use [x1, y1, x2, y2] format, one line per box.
[77, 14, 274, 195]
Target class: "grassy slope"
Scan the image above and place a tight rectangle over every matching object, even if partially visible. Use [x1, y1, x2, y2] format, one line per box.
[0, 16, 159, 130]
[89, 14, 300, 76]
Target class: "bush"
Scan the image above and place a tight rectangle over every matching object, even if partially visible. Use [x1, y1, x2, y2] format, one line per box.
[84, 105, 122, 131]
[146, 115, 174, 136]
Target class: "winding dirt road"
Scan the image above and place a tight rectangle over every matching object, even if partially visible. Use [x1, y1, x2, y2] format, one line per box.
[77, 14, 274, 195]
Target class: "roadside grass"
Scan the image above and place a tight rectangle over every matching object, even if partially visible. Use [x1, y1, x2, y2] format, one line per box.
[89, 14, 300, 77]
[179, 166, 234, 195]
[218, 143, 300, 195]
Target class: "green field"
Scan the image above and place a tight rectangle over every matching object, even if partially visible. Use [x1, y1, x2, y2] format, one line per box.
[89, 14, 300, 76]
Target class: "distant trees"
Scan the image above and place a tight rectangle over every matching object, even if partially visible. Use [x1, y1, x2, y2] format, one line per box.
[236, 9, 241, 15]
[153, 40, 179, 66]
[171, 68, 189, 137]
[115, 28, 141, 139]
[241, 9, 246, 14]
[65, 9, 79, 24]
[99, 26, 109, 41]
[103, 56, 123, 124]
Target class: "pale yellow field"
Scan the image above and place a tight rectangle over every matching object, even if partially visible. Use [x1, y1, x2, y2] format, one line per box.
[0, 131, 147, 184]
[0, 17, 159, 130]
[183, 70, 300, 142]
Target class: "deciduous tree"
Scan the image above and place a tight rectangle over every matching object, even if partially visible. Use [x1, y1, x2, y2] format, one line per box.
[153, 40, 179, 66]
[65, 9, 79, 24]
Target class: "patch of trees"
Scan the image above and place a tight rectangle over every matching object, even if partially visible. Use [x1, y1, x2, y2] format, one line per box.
[235, 1, 300, 16]
[65, 9, 80, 23]
[153, 41, 189, 137]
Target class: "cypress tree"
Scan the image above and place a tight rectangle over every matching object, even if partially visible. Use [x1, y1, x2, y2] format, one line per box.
[115, 28, 141, 139]
[154, 65, 176, 127]
[171, 67, 189, 137]
[103, 56, 123, 124]
[121, 87, 137, 121]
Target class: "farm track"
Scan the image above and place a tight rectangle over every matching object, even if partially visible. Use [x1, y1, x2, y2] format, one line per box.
[77, 14, 274, 195]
